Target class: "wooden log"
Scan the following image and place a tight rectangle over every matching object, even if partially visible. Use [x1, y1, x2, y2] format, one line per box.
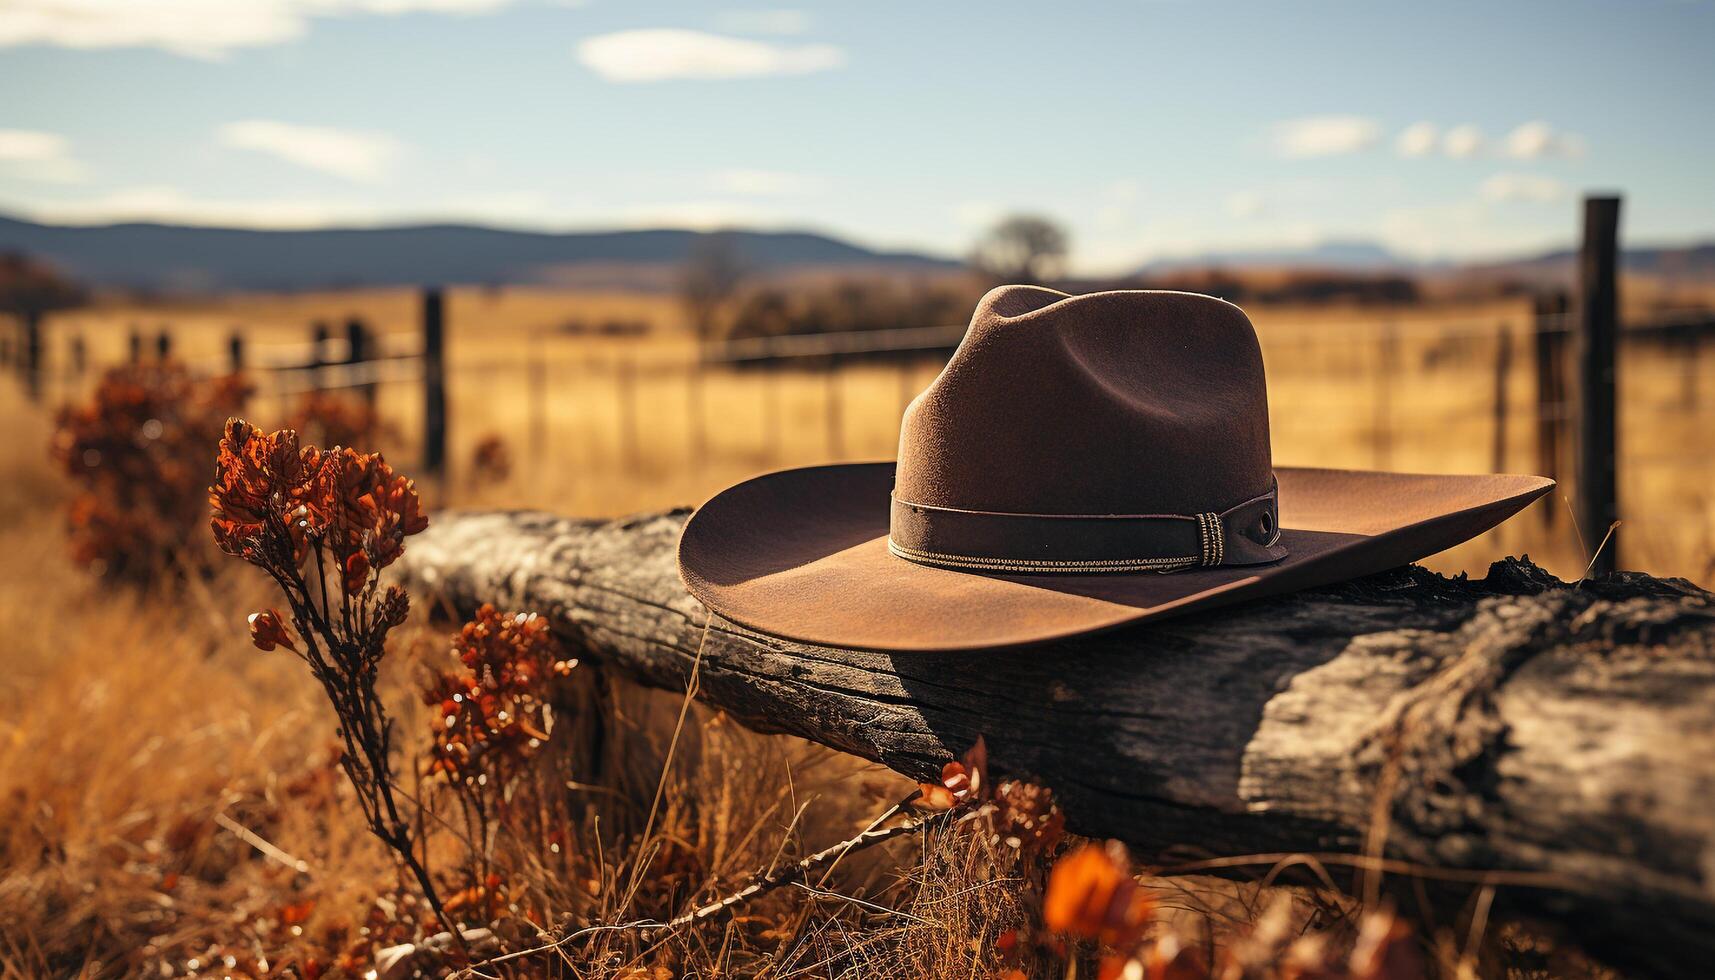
[397, 509, 1715, 976]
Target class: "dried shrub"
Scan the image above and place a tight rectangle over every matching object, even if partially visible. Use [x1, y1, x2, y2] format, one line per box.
[51, 362, 250, 582]
[207, 418, 457, 944]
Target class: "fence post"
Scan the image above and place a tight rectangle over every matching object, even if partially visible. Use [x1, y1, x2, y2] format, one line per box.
[128, 328, 142, 364]
[228, 330, 246, 375]
[687, 361, 707, 465]
[825, 353, 844, 459]
[21, 309, 42, 400]
[1533, 291, 1569, 524]
[763, 366, 782, 461]
[345, 317, 375, 404]
[309, 320, 330, 391]
[527, 329, 547, 479]
[421, 288, 447, 479]
[154, 329, 172, 361]
[1574, 194, 1622, 576]
[1373, 322, 1397, 469]
[70, 333, 86, 377]
[1490, 325, 1513, 473]
[616, 357, 639, 473]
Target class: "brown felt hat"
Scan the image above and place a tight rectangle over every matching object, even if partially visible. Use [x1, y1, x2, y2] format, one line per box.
[678, 286, 1554, 651]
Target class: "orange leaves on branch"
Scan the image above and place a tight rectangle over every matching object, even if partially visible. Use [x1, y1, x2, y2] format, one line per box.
[1044, 841, 1154, 950]
[248, 609, 297, 653]
[423, 604, 573, 786]
[918, 735, 987, 810]
[210, 418, 428, 597]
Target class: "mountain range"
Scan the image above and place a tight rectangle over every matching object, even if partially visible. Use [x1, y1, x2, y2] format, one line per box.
[2, 212, 1711, 292]
[0, 214, 957, 292]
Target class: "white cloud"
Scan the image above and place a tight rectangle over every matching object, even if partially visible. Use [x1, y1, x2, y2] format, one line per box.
[1267, 116, 1379, 158]
[0, 128, 87, 182]
[577, 29, 843, 82]
[0, 0, 514, 60]
[1442, 124, 1485, 159]
[27, 186, 384, 228]
[219, 119, 402, 182]
[1503, 121, 1586, 159]
[1225, 190, 1266, 219]
[952, 201, 1002, 230]
[710, 168, 823, 196]
[1395, 121, 1439, 158]
[715, 9, 810, 35]
[1480, 172, 1567, 203]
[619, 200, 778, 229]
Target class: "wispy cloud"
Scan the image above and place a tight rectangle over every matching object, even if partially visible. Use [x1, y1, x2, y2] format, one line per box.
[715, 9, 810, 35]
[0, 128, 87, 183]
[1392, 120, 1585, 161]
[1503, 121, 1585, 159]
[1480, 172, 1567, 203]
[710, 168, 824, 196]
[1442, 124, 1485, 159]
[1267, 116, 1379, 158]
[219, 119, 402, 182]
[26, 186, 384, 228]
[577, 29, 843, 82]
[0, 0, 514, 60]
[1395, 121, 1439, 158]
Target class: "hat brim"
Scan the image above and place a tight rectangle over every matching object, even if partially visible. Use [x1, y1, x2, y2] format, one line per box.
[677, 463, 1554, 652]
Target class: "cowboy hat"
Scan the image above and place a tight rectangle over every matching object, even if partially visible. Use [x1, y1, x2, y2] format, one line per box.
[678, 285, 1553, 651]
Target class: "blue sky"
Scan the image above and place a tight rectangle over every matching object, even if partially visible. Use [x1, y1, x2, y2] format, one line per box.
[0, 0, 1710, 273]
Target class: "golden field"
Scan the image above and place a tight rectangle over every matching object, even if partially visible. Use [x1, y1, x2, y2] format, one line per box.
[2, 283, 1708, 977]
[29, 285, 1715, 584]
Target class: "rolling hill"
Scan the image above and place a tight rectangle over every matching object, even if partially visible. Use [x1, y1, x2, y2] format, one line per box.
[0, 214, 959, 292]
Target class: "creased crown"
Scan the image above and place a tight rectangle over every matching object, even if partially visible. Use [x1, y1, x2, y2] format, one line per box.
[893, 286, 1272, 516]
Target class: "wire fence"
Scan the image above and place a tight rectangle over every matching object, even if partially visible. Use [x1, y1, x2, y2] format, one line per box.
[8, 289, 1715, 582]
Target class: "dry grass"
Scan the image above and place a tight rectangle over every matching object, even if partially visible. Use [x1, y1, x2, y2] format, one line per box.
[4, 281, 1702, 976]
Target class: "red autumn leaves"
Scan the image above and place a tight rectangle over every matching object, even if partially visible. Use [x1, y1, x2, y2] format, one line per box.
[210, 418, 427, 601]
[423, 603, 575, 785]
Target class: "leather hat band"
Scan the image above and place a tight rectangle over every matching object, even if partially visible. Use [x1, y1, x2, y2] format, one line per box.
[887, 478, 1287, 574]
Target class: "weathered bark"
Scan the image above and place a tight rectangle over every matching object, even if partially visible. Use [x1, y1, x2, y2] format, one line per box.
[399, 509, 1715, 976]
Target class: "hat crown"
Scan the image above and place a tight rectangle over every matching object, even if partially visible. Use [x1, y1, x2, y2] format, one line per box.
[894, 286, 1272, 517]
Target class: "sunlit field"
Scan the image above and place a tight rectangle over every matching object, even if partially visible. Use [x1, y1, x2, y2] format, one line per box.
[2, 283, 1709, 977]
[31, 286, 1715, 585]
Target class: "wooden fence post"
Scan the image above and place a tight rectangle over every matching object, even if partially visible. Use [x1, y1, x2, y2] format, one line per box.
[128, 328, 142, 365]
[422, 288, 447, 480]
[309, 321, 330, 392]
[825, 354, 844, 459]
[154, 329, 172, 361]
[345, 317, 375, 404]
[1575, 194, 1622, 576]
[763, 366, 782, 461]
[228, 330, 246, 375]
[21, 310, 42, 400]
[1373, 322, 1397, 469]
[527, 329, 547, 479]
[1490, 325, 1513, 473]
[686, 362, 707, 466]
[616, 357, 639, 473]
[1533, 291, 1569, 524]
[70, 333, 86, 377]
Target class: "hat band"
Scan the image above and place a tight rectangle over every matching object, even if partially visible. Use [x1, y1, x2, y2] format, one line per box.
[886, 478, 1286, 574]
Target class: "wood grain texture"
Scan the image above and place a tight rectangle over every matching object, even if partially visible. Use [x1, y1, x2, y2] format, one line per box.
[398, 509, 1715, 975]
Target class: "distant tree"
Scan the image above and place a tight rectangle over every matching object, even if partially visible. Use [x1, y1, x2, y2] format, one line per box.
[970, 215, 1069, 284]
[680, 233, 747, 341]
[0, 251, 84, 318]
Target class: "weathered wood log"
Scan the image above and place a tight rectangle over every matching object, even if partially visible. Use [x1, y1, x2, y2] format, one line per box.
[399, 509, 1715, 975]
